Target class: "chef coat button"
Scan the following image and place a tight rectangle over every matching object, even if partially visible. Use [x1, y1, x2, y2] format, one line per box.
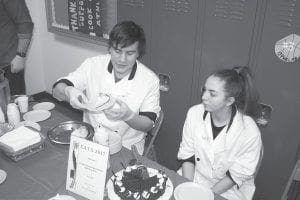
[196, 158, 200, 161]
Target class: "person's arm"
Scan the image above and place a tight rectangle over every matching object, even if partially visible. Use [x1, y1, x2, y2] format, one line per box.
[125, 113, 154, 132]
[52, 82, 69, 102]
[211, 175, 236, 194]
[52, 82, 88, 110]
[5, 0, 33, 73]
[182, 161, 195, 181]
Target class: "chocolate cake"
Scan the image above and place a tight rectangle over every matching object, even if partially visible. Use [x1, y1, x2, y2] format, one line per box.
[111, 165, 168, 200]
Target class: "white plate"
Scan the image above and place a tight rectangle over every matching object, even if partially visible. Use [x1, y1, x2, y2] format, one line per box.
[0, 169, 7, 185]
[23, 110, 51, 122]
[18, 120, 41, 131]
[86, 94, 115, 112]
[106, 167, 173, 200]
[33, 102, 55, 111]
[48, 194, 76, 200]
[174, 182, 213, 200]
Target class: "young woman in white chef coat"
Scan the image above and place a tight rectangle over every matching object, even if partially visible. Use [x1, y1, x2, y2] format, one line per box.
[177, 66, 262, 200]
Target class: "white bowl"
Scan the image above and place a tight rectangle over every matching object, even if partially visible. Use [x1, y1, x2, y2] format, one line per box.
[108, 131, 122, 155]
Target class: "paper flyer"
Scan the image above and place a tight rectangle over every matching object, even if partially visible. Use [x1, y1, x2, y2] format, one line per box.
[66, 136, 109, 200]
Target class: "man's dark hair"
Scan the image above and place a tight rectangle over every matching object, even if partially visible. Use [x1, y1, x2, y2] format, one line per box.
[108, 21, 146, 58]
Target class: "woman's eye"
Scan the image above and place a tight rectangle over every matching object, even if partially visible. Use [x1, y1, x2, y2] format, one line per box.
[209, 92, 216, 97]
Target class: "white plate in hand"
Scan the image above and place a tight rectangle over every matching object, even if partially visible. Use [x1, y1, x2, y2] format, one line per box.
[0, 169, 7, 185]
[23, 110, 51, 122]
[32, 102, 55, 111]
[174, 182, 213, 200]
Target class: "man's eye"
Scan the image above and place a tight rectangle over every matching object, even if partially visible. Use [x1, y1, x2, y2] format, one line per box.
[127, 52, 135, 55]
[114, 49, 121, 53]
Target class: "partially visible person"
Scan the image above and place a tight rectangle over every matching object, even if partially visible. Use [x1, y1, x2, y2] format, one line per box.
[177, 66, 262, 200]
[0, 0, 33, 95]
[52, 21, 160, 154]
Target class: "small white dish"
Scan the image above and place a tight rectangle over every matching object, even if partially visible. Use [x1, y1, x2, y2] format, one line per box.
[18, 120, 41, 131]
[0, 169, 7, 185]
[33, 102, 55, 111]
[174, 182, 213, 200]
[48, 194, 76, 200]
[23, 110, 51, 122]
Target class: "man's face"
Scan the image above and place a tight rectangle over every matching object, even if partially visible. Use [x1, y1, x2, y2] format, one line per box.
[109, 41, 139, 80]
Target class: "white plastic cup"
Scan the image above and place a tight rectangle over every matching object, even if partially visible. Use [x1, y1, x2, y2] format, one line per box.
[15, 95, 28, 113]
[7, 103, 20, 125]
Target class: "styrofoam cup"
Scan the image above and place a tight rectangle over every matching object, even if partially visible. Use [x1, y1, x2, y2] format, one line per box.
[15, 95, 28, 113]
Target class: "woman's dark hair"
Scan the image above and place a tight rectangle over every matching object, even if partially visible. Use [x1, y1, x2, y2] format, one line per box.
[108, 21, 146, 58]
[212, 66, 260, 119]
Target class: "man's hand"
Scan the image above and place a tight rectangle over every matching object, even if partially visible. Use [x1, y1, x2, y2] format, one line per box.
[103, 98, 135, 121]
[64, 86, 88, 110]
[11, 55, 25, 73]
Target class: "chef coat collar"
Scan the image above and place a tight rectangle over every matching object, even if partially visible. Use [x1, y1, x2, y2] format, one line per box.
[203, 105, 237, 133]
[107, 61, 137, 80]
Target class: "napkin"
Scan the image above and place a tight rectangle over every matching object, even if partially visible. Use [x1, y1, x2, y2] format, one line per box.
[0, 126, 41, 152]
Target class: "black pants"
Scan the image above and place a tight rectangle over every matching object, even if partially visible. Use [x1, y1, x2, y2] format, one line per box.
[3, 65, 26, 95]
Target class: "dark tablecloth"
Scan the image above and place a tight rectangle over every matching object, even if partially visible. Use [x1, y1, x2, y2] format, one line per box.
[0, 98, 226, 200]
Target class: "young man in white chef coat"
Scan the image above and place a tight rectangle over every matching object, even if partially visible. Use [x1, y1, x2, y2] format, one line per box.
[177, 67, 262, 200]
[52, 21, 160, 154]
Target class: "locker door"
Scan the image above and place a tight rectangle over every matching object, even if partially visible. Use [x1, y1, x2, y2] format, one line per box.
[192, 0, 261, 104]
[251, 0, 300, 199]
[150, 0, 200, 169]
[117, 0, 153, 66]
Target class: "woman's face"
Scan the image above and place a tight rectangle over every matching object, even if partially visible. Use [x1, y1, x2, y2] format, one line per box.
[202, 75, 233, 113]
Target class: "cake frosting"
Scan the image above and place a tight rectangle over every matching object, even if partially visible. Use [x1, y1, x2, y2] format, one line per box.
[111, 165, 168, 200]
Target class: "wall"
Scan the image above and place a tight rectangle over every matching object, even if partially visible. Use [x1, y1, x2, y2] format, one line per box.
[25, 0, 107, 95]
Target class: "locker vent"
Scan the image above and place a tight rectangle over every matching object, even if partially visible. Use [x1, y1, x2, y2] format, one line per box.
[214, 0, 246, 21]
[124, 0, 144, 7]
[276, 0, 297, 28]
[164, 0, 191, 13]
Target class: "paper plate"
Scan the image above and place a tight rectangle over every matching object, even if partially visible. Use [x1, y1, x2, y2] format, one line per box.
[48, 194, 76, 200]
[33, 102, 55, 111]
[86, 94, 115, 112]
[0, 169, 7, 185]
[106, 167, 173, 200]
[23, 110, 51, 122]
[18, 120, 41, 131]
[174, 182, 213, 200]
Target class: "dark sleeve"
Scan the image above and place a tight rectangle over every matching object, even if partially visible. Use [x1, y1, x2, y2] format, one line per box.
[52, 79, 74, 89]
[178, 155, 195, 165]
[3, 0, 33, 35]
[139, 112, 157, 122]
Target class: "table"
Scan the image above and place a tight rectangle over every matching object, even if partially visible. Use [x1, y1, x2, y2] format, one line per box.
[0, 97, 226, 200]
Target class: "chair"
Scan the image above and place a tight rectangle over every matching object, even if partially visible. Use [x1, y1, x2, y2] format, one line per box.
[281, 160, 300, 200]
[143, 110, 164, 161]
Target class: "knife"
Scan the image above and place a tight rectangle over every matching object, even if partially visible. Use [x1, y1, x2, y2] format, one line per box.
[131, 145, 142, 165]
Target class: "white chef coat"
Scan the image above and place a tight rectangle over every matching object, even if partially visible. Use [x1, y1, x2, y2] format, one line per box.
[177, 104, 262, 200]
[61, 54, 160, 154]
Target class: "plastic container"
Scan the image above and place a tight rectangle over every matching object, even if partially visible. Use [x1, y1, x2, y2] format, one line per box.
[0, 129, 46, 161]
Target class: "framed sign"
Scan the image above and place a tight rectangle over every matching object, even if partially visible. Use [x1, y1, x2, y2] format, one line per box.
[66, 136, 109, 200]
[45, 0, 117, 45]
